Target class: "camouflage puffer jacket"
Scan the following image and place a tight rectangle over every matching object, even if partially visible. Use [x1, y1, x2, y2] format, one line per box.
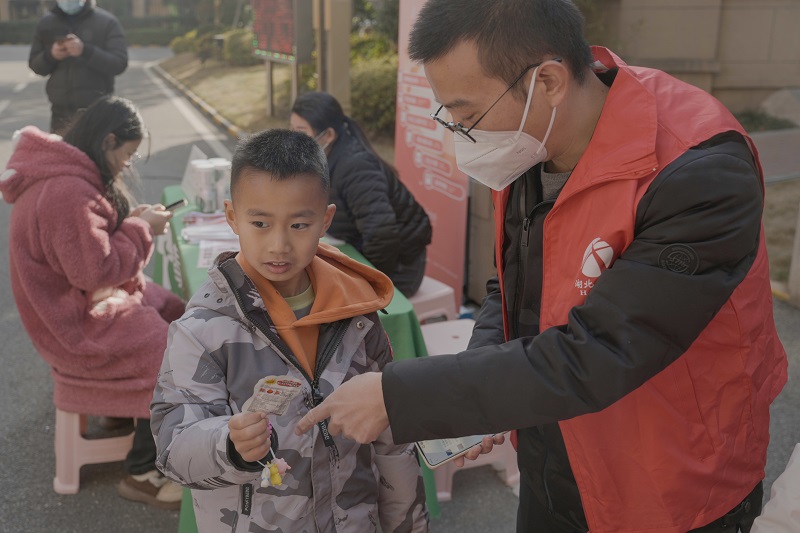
[151, 252, 429, 533]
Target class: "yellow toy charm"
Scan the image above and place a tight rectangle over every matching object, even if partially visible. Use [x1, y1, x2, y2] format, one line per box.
[260, 454, 291, 488]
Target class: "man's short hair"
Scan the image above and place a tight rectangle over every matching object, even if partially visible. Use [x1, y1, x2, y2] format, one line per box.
[230, 129, 330, 199]
[409, 0, 593, 90]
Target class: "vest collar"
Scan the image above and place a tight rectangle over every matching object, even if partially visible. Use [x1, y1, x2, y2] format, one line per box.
[557, 47, 660, 203]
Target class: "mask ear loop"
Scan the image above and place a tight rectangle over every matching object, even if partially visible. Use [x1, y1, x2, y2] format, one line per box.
[515, 66, 540, 135]
[534, 106, 558, 158]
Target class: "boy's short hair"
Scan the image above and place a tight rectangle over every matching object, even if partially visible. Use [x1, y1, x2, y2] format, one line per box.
[230, 129, 330, 199]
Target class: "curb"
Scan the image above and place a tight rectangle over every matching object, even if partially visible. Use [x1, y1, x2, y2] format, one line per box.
[771, 282, 792, 304]
[150, 62, 243, 141]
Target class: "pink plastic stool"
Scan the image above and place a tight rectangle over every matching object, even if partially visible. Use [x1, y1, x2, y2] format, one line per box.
[432, 438, 520, 502]
[420, 319, 521, 501]
[409, 276, 457, 324]
[53, 408, 134, 494]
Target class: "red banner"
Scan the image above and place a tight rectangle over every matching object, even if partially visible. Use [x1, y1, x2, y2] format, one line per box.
[395, 0, 469, 306]
[252, 0, 294, 58]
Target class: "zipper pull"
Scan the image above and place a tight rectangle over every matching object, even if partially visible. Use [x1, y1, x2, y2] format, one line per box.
[311, 382, 336, 448]
[521, 217, 531, 247]
[311, 384, 324, 406]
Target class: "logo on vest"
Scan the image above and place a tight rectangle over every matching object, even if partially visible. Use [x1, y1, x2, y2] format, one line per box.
[581, 238, 614, 278]
[574, 238, 614, 297]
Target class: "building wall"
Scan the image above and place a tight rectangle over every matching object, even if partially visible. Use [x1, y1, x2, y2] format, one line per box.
[596, 0, 800, 112]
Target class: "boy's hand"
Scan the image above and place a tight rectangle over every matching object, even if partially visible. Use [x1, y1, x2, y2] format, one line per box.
[229, 412, 271, 463]
[295, 372, 388, 444]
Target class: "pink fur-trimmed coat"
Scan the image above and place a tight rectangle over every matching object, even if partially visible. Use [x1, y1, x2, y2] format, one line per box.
[1, 126, 184, 418]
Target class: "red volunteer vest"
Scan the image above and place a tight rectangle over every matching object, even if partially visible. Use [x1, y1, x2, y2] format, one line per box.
[492, 48, 787, 532]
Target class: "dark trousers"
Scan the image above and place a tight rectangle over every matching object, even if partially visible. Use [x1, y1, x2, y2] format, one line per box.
[689, 482, 763, 533]
[123, 418, 157, 476]
[517, 480, 763, 533]
[391, 249, 427, 298]
[50, 105, 79, 135]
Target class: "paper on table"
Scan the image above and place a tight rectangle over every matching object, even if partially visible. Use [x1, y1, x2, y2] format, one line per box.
[321, 234, 347, 246]
[198, 239, 240, 268]
[182, 211, 226, 226]
[181, 223, 237, 244]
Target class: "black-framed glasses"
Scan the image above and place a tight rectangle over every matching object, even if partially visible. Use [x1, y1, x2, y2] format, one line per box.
[430, 58, 562, 143]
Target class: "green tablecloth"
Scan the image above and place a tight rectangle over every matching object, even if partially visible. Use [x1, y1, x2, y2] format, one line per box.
[153, 185, 439, 531]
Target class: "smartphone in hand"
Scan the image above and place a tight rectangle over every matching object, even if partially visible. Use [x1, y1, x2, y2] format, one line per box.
[164, 198, 188, 212]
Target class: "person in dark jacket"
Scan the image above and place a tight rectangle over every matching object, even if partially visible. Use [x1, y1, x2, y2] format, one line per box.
[29, 0, 128, 134]
[290, 92, 432, 297]
[295, 2, 787, 532]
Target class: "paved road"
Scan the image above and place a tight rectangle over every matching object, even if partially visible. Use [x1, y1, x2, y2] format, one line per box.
[1, 44, 798, 533]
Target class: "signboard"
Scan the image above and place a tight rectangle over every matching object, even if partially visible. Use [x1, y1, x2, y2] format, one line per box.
[252, 0, 313, 62]
[395, 0, 469, 305]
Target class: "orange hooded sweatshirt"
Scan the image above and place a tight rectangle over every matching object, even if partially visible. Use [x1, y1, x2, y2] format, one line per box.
[238, 242, 394, 376]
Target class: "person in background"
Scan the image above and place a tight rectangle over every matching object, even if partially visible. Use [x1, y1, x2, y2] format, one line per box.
[151, 129, 428, 533]
[295, 1, 787, 532]
[29, 0, 128, 134]
[290, 91, 432, 297]
[1, 96, 184, 509]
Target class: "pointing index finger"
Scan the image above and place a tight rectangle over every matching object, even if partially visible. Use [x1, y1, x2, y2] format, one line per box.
[295, 403, 331, 435]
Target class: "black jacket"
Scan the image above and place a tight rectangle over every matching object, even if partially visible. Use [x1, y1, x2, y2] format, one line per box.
[382, 131, 762, 530]
[326, 132, 431, 277]
[29, 0, 128, 110]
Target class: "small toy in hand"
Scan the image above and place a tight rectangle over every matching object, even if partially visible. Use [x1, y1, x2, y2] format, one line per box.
[256, 419, 291, 488]
[260, 455, 291, 488]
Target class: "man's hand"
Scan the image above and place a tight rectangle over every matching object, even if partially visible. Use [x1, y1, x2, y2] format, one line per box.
[229, 412, 271, 463]
[50, 40, 69, 61]
[63, 34, 84, 57]
[453, 433, 507, 467]
[295, 372, 388, 444]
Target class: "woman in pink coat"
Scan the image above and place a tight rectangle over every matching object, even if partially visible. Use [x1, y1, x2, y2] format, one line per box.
[1, 96, 184, 509]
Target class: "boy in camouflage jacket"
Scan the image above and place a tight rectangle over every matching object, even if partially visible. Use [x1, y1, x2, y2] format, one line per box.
[151, 130, 429, 533]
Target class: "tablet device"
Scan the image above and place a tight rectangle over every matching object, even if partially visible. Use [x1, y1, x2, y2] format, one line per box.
[416, 435, 491, 469]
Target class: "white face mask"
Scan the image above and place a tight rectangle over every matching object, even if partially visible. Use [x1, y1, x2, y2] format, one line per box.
[58, 0, 85, 15]
[313, 130, 330, 152]
[454, 66, 557, 191]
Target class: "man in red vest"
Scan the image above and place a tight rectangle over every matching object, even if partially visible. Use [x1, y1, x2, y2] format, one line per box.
[296, 1, 787, 531]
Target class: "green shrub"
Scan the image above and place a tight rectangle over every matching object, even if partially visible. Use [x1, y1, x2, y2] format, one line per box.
[351, 54, 398, 137]
[169, 27, 220, 62]
[734, 110, 797, 133]
[350, 31, 394, 62]
[170, 29, 198, 54]
[126, 28, 186, 47]
[195, 32, 216, 64]
[0, 18, 189, 46]
[374, 0, 399, 46]
[0, 21, 38, 44]
[222, 29, 260, 66]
